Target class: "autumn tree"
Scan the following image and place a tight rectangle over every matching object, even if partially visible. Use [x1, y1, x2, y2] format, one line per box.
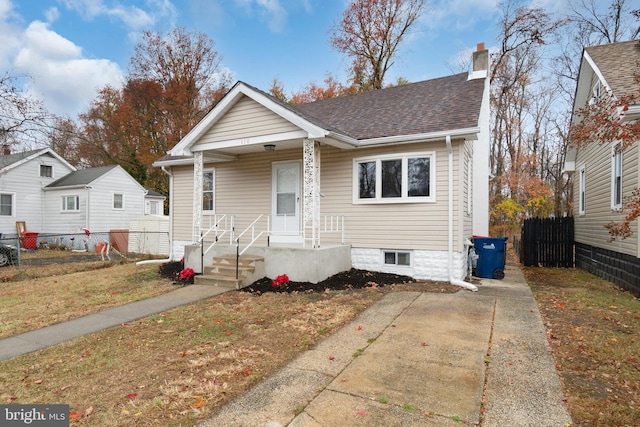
[330, 0, 427, 91]
[489, 0, 564, 234]
[71, 28, 230, 200]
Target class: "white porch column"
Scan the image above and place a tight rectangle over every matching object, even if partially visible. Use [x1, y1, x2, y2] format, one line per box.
[303, 139, 321, 248]
[192, 151, 203, 242]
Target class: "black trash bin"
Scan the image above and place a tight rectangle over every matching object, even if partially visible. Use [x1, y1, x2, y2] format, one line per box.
[473, 237, 507, 279]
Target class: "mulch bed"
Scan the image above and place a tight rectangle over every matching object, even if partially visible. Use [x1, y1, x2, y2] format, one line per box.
[242, 268, 415, 294]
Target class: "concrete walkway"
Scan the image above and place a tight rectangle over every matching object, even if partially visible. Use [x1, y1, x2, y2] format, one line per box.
[199, 264, 573, 426]
[0, 285, 229, 361]
[0, 263, 573, 426]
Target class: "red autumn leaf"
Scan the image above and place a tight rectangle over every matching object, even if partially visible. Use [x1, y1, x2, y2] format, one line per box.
[357, 325, 363, 331]
[356, 409, 367, 416]
[126, 393, 138, 399]
[69, 411, 83, 419]
[243, 369, 251, 376]
[329, 356, 335, 361]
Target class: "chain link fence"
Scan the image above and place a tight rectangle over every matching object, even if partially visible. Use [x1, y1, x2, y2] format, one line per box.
[0, 230, 170, 269]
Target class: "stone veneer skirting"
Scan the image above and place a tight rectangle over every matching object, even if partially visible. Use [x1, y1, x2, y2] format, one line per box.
[575, 242, 640, 297]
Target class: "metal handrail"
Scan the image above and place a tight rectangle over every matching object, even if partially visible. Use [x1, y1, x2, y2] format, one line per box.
[234, 214, 269, 279]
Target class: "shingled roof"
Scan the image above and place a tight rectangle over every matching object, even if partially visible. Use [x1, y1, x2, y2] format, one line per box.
[45, 165, 118, 188]
[293, 73, 485, 140]
[585, 39, 640, 98]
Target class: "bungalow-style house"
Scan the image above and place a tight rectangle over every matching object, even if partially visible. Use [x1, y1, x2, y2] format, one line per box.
[42, 164, 147, 236]
[155, 45, 490, 289]
[564, 40, 640, 296]
[0, 147, 76, 238]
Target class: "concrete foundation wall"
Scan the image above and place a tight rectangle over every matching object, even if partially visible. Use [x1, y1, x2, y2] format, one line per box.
[351, 247, 468, 282]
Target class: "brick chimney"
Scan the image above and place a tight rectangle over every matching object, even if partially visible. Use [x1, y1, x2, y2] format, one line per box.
[473, 42, 488, 72]
[2, 144, 10, 156]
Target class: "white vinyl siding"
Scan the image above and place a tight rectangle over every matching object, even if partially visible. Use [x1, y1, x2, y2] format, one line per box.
[0, 152, 75, 237]
[43, 166, 145, 233]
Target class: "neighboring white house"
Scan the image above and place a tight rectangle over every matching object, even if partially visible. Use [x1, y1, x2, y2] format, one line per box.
[42, 164, 147, 234]
[0, 147, 76, 238]
[155, 45, 490, 287]
[564, 39, 640, 296]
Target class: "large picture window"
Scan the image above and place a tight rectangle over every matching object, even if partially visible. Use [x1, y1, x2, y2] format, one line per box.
[354, 152, 434, 203]
[62, 195, 79, 212]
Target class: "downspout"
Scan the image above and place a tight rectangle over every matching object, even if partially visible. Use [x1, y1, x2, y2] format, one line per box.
[446, 135, 478, 292]
[136, 165, 174, 265]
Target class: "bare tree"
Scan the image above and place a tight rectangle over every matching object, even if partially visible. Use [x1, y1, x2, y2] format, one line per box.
[330, 0, 427, 91]
[0, 72, 51, 150]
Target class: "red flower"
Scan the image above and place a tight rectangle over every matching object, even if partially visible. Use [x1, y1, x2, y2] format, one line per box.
[271, 274, 290, 288]
[179, 267, 195, 280]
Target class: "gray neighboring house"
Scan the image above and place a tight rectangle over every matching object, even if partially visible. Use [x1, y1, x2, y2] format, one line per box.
[564, 40, 640, 296]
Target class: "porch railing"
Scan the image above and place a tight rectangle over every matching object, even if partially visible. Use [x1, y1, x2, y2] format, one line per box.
[199, 215, 233, 272]
[234, 214, 269, 279]
[197, 213, 346, 279]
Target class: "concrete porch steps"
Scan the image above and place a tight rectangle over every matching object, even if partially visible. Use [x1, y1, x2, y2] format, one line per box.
[195, 255, 265, 289]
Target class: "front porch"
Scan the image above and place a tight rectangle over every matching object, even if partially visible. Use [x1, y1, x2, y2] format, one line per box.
[184, 243, 352, 287]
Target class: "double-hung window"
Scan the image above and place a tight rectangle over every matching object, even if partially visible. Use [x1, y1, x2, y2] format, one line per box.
[40, 164, 53, 178]
[113, 193, 124, 209]
[612, 144, 622, 210]
[203, 169, 214, 213]
[0, 193, 14, 216]
[62, 195, 79, 212]
[579, 167, 586, 215]
[354, 152, 434, 203]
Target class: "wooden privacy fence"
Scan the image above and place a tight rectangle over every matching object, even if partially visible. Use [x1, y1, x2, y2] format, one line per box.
[520, 217, 574, 267]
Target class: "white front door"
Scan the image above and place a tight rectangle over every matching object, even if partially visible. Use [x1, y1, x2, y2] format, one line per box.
[272, 161, 301, 240]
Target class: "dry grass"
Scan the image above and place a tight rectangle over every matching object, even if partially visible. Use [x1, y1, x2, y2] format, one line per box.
[0, 258, 457, 426]
[524, 267, 640, 427]
[0, 260, 176, 338]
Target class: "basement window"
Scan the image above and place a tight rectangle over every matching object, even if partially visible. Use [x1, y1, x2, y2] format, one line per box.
[384, 251, 411, 266]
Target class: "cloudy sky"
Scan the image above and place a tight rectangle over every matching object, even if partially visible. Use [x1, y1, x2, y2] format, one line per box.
[1, 0, 503, 118]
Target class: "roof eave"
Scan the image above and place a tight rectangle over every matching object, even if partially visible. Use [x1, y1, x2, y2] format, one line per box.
[354, 127, 481, 147]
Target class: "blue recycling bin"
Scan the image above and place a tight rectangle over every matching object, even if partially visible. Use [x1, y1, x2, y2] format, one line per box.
[473, 237, 507, 279]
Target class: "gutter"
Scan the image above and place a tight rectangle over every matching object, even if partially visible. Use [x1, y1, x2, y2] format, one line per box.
[446, 135, 478, 292]
[136, 165, 174, 266]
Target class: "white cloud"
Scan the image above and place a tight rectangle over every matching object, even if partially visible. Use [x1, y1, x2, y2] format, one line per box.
[0, 0, 22, 70]
[60, 0, 155, 30]
[13, 20, 124, 117]
[234, 0, 288, 33]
